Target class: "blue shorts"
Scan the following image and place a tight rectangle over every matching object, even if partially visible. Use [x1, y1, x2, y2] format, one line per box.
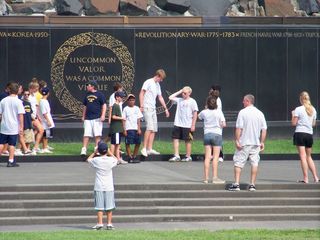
[110, 133, 122, 145]
[125, 130, 141, 145]
[0, 134, 18, 146]
[203, 133, 222, 147]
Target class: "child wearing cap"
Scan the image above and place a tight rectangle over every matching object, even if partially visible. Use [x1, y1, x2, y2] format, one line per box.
[38, 87, 55, 153]
[87, 141, 118, 230]
[122, 94, 143, 163]
[109, 91, 127, 164]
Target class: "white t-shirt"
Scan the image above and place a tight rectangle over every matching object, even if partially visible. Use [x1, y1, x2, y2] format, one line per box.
[294, 105, 317, 134]
[236, 105, 267, 146]
[29, 94, 38, 116]
[89, 156, 118, 191]
[122, 105, 143, 130]
[141, 78, 162, 109]
[172, 97, 198, 128]
[217, 97, 222, 110]
[0, 96, 25, 135]
[198, 108, 225, 135]
[39, 99, 55, 130]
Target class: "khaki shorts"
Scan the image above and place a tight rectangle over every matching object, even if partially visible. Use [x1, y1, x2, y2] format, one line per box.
[143, 108, 158, 132]
[24, 129, 35, 144]
[233, 145, 260, 168]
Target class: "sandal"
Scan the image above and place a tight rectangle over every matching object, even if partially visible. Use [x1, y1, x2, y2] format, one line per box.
[297, 180, 308, 183]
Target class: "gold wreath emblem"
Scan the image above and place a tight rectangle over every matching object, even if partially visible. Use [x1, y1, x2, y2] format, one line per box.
[51, 32, 134, 117]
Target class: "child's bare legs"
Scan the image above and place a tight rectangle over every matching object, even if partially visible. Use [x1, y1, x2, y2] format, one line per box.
[33, 119, 44, 149]
[133, 144, 140, 157]
[185, 140, 191, 157]
[212, 146, 221, 178]
[173, 139, 180, 156]
[203, 145, 212, 181]
[42, 137, 48, 149]
[96, 211, 103, 225]
[106, 211, 112, 225]
[19, 133, 28, 152]
[126, 144, 132, 158]
[114, 144, 121, 161]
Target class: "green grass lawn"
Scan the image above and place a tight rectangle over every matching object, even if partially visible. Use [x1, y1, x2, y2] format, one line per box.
[46, 139, 320, 155]
[1, 229, 319, 240]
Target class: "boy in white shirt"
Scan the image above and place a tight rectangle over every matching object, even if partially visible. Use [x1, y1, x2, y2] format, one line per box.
[39, 87, 55, 153]
[0, 82, 25, 167]
[87, 141, 117, 230]
[168, 86, 198, 162]
[122, 94, 143, 163]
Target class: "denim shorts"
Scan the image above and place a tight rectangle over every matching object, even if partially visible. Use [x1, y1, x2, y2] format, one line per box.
[125, 130, 141, 145]
[203, 133, 222, 146]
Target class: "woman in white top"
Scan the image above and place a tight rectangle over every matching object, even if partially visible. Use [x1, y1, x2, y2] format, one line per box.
[198, 96, 226, 184]
[291, 91, 319, 183]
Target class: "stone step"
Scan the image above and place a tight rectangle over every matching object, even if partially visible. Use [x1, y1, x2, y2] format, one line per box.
[0, 190, 319, 200]
[0, 183, 318, 192]
[1, 197, 319, 208]
[0, 205, 319, 218]
[0, 213, 319, 226]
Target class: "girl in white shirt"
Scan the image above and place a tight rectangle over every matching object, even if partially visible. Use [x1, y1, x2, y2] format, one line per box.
[198, 96, 226, 184]
[291, 91, 319, 183]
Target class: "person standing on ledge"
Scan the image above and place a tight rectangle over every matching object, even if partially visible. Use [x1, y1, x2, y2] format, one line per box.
[291, 91, 319, 183]
[139, 69, 170, 157]
[81, 80, 106, 156]
[228, 94, 267, 192]
[168, 86, 198, 162]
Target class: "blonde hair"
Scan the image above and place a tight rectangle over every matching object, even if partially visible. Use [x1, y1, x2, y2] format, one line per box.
[183, 86, 192, 94]
[300, 91, 314, 116]
[155, 69, 166, 79]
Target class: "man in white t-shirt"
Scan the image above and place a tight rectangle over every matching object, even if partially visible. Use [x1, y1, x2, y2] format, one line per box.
[168, 86, 198, 162]
[139, 69, 170, 157]
[229, 94, 267, 192]
[0, 82, 25, 167]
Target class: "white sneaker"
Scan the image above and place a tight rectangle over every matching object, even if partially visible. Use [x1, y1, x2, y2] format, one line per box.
[42, 148, 53, 154]
[212, 177, 226, 184]
[218, 157, 224, 162]
[47, 145, 54, 151]
[33, 148, 44, 153]
[118, 158, 128, 165]
[168, 155, 181, 162]
[2, 150, 9, 156]
[14, 149, 23, 156]
[141, 148, 148, 157]
[147, 149, 160, 155]
[80, 147, 87, 156]
[91, 224, 104, 230]
[181, 156, 192, 162]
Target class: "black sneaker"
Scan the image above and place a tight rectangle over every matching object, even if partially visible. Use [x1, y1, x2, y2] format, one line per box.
[248, 184, 256, 191]
[7, 162, 20, 167]
[228, 183, 240, 191]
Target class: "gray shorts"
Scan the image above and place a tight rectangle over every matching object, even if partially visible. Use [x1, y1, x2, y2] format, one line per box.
[94, 191, 116, 211]
[143, 108, 158, 132]
[233, 145, 260, 168]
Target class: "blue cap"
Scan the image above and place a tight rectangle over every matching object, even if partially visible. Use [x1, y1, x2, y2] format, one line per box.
[115, 91, 126, 98]
[97, 141, 108, 155]
[41, 87, 50, 96]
